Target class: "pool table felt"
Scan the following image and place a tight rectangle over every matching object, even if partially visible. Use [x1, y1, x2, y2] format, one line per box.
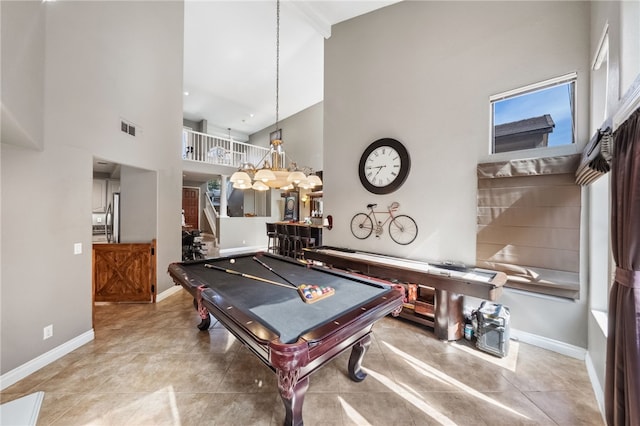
[182, 255, 392, 344]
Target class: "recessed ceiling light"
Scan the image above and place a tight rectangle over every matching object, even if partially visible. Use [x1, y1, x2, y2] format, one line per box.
[183, 91, 189, 96]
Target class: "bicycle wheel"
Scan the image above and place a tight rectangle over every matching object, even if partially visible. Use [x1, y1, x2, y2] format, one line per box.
[389, 215, 418, 245]
[350, 213, 374, 239]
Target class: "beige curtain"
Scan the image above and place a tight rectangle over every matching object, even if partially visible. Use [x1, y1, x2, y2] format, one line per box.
[477, 155, 582, 299]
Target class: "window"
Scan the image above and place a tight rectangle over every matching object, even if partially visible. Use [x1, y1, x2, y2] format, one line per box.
[476, 155, 582, 299]
[589, 27, 612, 313]
[620, 1, 640, 96]
[491, 73, 577, 154]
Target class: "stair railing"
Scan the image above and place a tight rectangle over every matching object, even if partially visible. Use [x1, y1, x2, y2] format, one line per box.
[182, 129, 270, 168]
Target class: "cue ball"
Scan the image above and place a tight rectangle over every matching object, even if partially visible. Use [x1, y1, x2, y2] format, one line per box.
[230, 259, 235, 264]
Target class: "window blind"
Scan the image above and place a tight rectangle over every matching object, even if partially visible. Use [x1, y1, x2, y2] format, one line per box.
[476, 155, 582, 299]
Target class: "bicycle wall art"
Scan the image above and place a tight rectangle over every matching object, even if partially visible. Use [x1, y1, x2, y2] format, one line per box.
[350, 202, 418, 245]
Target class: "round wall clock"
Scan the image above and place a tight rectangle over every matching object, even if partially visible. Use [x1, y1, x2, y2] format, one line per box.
[358, 138, 411, 194]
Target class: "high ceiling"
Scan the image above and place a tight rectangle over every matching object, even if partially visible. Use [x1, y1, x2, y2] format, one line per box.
[182, 0, 401, 139]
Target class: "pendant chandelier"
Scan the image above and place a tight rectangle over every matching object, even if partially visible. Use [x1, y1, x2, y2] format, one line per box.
[229, 0, 322, 192]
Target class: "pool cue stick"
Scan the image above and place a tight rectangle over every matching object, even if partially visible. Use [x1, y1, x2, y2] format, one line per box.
[252, 256, 298, 288]
[203, 263, 295, 290]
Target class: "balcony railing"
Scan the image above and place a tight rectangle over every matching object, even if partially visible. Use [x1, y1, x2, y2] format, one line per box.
[182, 129, 273, 168]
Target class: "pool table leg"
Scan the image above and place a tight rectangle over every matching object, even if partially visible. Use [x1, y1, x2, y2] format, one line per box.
[348, 334, 371, 382]
[195, 285, 211, 330]
[279, 373, 309, 426]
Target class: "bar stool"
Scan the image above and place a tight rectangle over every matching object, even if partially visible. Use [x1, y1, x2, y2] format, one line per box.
[266, 223, 278, 254]
[276, 223, 289, 256]
[286, 224, 300, 259]
[295, 226, 316, 259]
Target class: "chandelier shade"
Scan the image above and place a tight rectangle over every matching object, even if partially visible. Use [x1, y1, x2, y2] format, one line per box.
[232, 181, 252, 190]
[286, 171, 306, 184]
[254, 168, 277, 182]
[251, 181, 270, 191]
[229, 171, 251, 184]
[307, 174, 322, 187]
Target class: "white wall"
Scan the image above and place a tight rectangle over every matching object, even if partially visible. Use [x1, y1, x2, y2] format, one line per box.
[120, 166, 158, 243]
[323, 1, 591, 347]
[219, 217, 274, 251]
[1, 1, 45, 150]
[249, 102, 323, 173]
[1, 1, 183, 376]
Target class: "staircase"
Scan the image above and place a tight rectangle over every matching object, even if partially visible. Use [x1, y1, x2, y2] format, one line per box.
[201, 194, 220, 258]
[199, 232, 219, 258]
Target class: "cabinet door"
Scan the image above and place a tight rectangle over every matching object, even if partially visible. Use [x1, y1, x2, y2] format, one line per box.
[93, 241, 155, 303]
[92, 179, 107, 213]
[107, 179, 120, 204]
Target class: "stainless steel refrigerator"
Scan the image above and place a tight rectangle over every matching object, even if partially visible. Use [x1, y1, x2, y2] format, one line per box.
[105, 192, 120, 243]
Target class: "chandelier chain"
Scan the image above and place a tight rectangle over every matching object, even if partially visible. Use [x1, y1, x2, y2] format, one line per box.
[275, 0, 280, 130]
[229, 0, 321, 190]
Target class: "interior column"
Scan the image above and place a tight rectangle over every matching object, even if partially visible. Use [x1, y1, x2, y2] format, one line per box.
[220, 174, 228, 217]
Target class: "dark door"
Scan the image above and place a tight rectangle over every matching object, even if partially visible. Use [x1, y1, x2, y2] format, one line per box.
[182, 187, 199, 229]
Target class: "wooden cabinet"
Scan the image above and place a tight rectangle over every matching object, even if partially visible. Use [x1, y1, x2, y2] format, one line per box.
[92, 179, 120, 213]
[93, 240, 156, 303]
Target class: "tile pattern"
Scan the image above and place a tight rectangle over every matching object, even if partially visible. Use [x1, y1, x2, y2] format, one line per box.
[1, 290, 604, 425]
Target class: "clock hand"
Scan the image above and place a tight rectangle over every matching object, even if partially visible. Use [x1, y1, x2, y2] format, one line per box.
[372, 165, 385, 179]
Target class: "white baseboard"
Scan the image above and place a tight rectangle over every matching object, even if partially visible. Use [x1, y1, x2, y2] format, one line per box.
[510, 327, 587, 360]
[585, 352, 607, 424]
[156, 285, 183, 302]
[0, 330, 94, 391]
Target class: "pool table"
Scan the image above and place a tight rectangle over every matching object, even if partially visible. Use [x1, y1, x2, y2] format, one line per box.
[167, 253, 404, 426]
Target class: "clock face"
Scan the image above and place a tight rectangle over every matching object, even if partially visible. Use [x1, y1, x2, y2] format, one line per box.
[364, 146, 401, 187]
[358, 138, 410, 194]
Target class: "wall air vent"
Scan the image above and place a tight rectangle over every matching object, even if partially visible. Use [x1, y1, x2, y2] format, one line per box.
[120, 118, 139, 138]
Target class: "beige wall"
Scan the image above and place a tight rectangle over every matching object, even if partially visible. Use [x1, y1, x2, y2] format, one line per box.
[323, 1, 592, 346]
[1, 1, 45, 150]
[1, 1, 183, 376]
[249, 102, 324, 173]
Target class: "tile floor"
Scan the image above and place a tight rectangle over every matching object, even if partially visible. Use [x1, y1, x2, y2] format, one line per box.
[1, 289, 604, 425]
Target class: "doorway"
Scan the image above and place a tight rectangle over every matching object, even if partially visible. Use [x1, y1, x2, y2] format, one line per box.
[182, 187, 200, 229]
